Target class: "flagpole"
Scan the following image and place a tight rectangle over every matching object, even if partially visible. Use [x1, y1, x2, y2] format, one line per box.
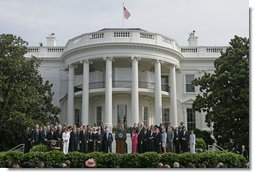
[122, 2, 124, 28]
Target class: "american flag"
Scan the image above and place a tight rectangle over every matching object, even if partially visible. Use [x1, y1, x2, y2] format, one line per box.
[123, 6, 131, 19]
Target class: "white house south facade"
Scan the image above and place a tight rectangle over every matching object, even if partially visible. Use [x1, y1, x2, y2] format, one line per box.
[24, 28, 227, 132]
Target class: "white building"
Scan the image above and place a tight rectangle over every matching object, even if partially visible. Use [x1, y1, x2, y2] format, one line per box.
[25, 28, 227, 132]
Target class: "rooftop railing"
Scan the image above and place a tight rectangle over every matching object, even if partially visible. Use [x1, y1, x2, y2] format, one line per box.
[65, 29, 181, 53]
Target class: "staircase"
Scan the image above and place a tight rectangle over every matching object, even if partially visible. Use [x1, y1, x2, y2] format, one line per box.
[8, 144, 25, 153]
[208, 143, 225, 152]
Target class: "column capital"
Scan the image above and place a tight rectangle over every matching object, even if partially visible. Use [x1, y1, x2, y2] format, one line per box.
[155, 59, 162, 64]
[131, 56, 141, 61]
[103, 57, 114, 61]
[67, 64, 73, 68]
[80, 59, 93, 64]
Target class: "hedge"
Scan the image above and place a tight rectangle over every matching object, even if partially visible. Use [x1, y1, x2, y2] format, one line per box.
[0, 151, 247, 168]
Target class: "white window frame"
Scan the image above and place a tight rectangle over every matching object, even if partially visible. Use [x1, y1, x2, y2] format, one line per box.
[184, 74, 195, 93]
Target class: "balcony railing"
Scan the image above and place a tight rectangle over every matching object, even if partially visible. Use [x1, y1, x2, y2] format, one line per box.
[139, 81, 155, 89]
[112, 81, 131, 88]
[75, 81, 170, 92]
[89, 81, 105, 89]
[161, 84, 170, 92]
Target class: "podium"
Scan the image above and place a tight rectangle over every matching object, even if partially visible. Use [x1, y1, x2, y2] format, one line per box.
[115, 129, 127, 154]
[116, 139, 126, 154]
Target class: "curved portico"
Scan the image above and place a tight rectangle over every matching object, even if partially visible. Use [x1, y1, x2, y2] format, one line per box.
[62, 28, 183, 131]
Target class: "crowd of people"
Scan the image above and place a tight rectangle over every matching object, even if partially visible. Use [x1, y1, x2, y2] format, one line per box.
[130, 121, 196, 154]
[24, 123, 113, 154]
[24, 121, 197, 155]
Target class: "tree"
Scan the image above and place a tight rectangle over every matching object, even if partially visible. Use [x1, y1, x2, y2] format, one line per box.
[0, 34, 61, 150]
[192, 36, 249, 150]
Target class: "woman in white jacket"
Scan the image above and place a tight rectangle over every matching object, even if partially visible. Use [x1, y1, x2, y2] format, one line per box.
[189, 130, 196, 154]
[62, 127, 70, 154]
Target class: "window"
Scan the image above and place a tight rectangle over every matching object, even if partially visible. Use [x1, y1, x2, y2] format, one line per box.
[114, 32, 130, 37]
[187, 108, 196, 130]
[161, 75, 169, 92]
[117, 105, 127, 125]
[162, 108, 170, 126]
[96, 106, 102, 126]
[140, 33, 154, 39]
[75, 109, 81, 126]
[186, 74, 195, 92]
[90, 32, 104, 39]
[142, 106, 148, 124]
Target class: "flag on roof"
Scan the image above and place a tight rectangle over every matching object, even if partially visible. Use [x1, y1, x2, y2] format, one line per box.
[123, 6, 131, 19]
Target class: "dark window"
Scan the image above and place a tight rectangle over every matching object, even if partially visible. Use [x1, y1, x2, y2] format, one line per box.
[187, 108, 196, 130]
[161, 75, 169, 92]
[96, 106, 102, 126]
[162, 108, 170, 126]
[143, 106, 148, 124]
[75, 109, 81, 126]
[186, 74, 195, 92]
[117, 105, 127, 125]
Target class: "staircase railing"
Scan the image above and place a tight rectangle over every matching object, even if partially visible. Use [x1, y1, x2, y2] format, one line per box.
[208, 143, 225, 152]
[8, 144, 25, 153]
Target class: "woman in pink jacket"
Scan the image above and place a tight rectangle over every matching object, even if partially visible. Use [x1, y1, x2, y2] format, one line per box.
[131, 129, 138, 154]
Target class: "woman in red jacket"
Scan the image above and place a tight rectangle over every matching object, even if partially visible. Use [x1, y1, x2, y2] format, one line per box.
[131, 129, 138, 154]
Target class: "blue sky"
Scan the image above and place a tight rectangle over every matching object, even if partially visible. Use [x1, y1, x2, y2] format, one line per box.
[0, 0, 249, 46]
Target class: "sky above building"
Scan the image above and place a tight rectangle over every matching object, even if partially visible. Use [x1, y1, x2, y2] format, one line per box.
[0, 0, 249, 47]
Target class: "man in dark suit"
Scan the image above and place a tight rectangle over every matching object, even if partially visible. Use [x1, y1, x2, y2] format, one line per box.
[174, 127, 181, 153]
[69, 127, 78, 152]
[79, 125, 88, 153]
[240, 145, 248, 160]
[88, 127, 95, 152]
[154, 125, 162, 153]
[32, 124, 40, 146]
[95, 128, 104, 152]
[137, 127, 144, 153]
[180, 126, 189, 153]
[143, 126, 149, 152]
[24, 127, 32, 153]
[103, 128, 113, 153]
[46, 127, 55, 141]
[39, 126, 48, 144]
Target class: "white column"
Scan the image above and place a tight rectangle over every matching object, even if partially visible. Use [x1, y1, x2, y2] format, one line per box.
[67, 64, 74, 126]
[104, 57, 113, 132]
[82, 60, 89, 125]
[170, 64, 178, 127]
[131, 57, 139, 125]
[155, 60, 162, 125]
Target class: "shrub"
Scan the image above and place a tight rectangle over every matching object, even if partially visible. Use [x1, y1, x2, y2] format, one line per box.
[196, 138, 207, 152]
[137, 152, 160, 168]
[195, 129, 215, 145]
[65, 151, 87, 168]
[0, 151, 248, 168]
[30, 144, 48, 152]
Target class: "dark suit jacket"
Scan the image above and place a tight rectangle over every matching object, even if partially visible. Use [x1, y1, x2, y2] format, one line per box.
[154, 132, 162, 145]
[32, 130, 40, 144]
[40, 130, 47, 143]
[104, 132, 113, 144]
[46, 131, 54, 140]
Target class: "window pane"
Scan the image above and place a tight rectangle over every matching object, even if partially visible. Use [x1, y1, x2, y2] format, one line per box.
[187, 108, 196, 130]
[75, 109, 80, 126]
[97, 106, 102, 125]
[186, 74, 195, 92]
[162, 108, 170, 126]
[144, 107, 148, 122]
[117, 105, 127, 124]
[186, 75, 194, 84]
